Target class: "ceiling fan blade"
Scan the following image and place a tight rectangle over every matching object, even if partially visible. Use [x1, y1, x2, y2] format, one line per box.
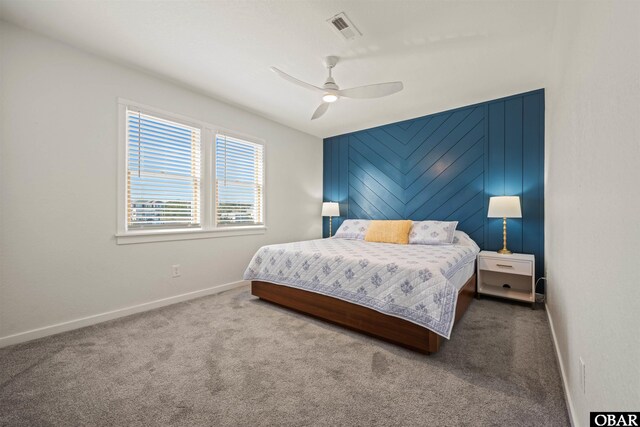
[311, 103, 330, 120]
[338, 81, 404, 99]
[270, 67, 324, 93]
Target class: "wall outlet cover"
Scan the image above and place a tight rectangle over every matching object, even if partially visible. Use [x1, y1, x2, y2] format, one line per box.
[172, 264, 181, 278]
[579, 357, 586, 393]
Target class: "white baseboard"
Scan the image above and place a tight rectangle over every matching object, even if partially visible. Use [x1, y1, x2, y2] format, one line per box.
[546, 303, 579, 427]
[0, 280, 249, 349]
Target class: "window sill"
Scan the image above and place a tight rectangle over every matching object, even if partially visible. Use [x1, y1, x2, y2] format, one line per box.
[115, 226, 267, 245]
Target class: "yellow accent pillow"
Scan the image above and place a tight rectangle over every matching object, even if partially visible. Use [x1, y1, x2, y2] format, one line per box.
[364, 220, 413, 244]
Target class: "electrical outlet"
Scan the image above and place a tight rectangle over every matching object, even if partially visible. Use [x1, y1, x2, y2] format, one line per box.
[579, 357, 586, 393]
[172, 264, 181, 278]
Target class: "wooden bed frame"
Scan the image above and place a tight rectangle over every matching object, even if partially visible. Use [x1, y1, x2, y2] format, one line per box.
[251, 271, 476, 354]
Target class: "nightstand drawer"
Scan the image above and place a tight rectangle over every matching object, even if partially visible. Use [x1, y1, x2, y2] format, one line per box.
[478, 257, 532, 276]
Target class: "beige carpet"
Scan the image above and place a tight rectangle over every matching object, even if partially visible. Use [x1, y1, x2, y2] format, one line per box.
[0, 285, 569, 426]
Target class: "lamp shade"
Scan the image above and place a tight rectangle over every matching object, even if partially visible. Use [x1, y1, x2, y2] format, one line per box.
[322, 202, 340, 217]
[487, 196, 522, 218]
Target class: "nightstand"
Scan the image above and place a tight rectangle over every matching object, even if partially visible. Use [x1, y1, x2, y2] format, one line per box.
[477, 251, 536, 309]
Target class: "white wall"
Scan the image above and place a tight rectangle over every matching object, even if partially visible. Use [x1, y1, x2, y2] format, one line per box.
[545, 2, 640, 425]
[0, 22, 322, 344]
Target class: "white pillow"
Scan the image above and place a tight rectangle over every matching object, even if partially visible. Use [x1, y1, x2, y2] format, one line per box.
[409, 220, 458, 245]
[333, 219, 371, 240]
[452, 230, 480, 252]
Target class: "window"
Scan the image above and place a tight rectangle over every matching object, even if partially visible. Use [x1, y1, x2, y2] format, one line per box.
[117, 100, 266, 244]
[126, 108, 201, 229]
[215, 134, 264, 226]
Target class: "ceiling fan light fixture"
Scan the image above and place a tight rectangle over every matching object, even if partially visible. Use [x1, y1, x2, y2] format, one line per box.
[322, 93, 338, 103]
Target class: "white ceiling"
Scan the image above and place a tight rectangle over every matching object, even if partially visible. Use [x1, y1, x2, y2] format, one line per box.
[0, 1, 558, 138]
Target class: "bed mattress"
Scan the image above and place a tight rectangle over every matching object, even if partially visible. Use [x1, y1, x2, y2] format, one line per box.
[244, 236, 479, 339]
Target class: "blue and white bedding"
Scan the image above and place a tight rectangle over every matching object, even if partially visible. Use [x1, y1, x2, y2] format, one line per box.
[243, 232, 480, 339]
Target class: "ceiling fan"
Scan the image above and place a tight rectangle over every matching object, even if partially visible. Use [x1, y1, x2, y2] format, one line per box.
[270, 56, 404, 120]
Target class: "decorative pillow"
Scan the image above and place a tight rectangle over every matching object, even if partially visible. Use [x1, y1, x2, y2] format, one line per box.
[364, 220, 413, 245]
[333, 219, 371, 240]
[409, 220, 458, 245]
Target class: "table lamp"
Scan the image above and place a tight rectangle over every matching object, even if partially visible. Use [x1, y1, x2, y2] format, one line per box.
[322, 202, 340, 237]
[487, 196, 522, 254]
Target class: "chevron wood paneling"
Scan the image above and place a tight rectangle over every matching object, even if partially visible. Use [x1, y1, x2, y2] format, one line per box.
[324, 90, 544, 282]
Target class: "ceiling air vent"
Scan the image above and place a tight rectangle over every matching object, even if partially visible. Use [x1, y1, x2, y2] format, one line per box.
[327, 12, 362, 40]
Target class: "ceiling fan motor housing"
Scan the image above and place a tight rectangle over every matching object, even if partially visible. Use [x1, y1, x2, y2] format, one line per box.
[323, 77, 339, 91]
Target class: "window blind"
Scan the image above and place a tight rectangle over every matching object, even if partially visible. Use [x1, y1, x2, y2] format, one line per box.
[126, 109, 201, 229]
[215, 134, 264, 226]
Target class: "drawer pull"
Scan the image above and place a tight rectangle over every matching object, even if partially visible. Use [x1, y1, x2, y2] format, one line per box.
[496, 264, 513, 268]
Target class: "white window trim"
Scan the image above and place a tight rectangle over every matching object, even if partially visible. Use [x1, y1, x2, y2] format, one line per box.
[116, 99, 267, 245]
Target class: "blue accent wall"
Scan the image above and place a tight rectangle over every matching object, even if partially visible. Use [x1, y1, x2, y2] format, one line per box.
[323, 89, 545, 282]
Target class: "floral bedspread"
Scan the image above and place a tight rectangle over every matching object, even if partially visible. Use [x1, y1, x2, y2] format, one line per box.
[243, 237, 479, 339]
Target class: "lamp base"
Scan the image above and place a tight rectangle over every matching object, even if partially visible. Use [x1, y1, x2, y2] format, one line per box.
[497, 217, 512, 255]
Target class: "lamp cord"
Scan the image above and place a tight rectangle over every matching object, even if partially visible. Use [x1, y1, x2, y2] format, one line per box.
[535, 277, 547, 303]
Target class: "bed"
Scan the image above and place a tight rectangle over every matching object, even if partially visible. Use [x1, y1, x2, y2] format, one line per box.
[243, 231, 480, 354]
